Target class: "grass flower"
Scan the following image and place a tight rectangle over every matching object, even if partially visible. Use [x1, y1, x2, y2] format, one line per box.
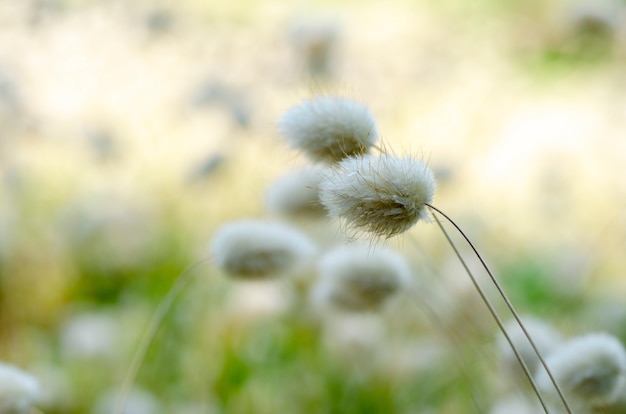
[60, 312, 119, 359]
[211, 219, 316, 279]
[0, 362, 39, 414]
[95, 388, 162, 414]
[277, 96, 378, 163]
[265, 167, 328, 218]
[497, 316, 563, 383]
[319, 154, 435, 238]
[311, 244, 412, 312]
[289, 18, 340, 78]
[535, 333, 626, 409]
[489, 393, 544, 414]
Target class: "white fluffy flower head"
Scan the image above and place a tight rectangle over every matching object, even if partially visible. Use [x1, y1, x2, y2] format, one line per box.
[536, 332, 626, 409]
[278, 96, 378, 163]
[311, 244, 412, 312]
[211, 219, 316, 279]
[265, 167, 328, 218]
[320, 154, 436, 238]
[497, 316, 563, 382]
[0, 362, 39, 414]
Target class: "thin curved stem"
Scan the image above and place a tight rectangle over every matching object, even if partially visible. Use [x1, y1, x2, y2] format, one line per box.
[428, 212, 550, 413]
[427, 204, 572, 414]
[114, 258, 211, 414]
[406, 235, 487, 414]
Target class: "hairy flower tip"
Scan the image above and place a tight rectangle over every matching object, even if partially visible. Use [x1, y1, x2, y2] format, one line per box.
[497, 316, 563, 382]
[211, 219, 316, 280]
[265, 167, 328, 218]
[311, 244, 412, 312]
[0, 362, 39, 413]
[319, 155, 436, 238]
[277, 96, 378, 163]
[536, 333, 626, 408]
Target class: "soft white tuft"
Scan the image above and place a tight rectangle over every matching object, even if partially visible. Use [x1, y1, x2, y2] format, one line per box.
[311, 244, 412, 312]
[497, 316, 563, 383]
[277, 96, 378, 163]
[60, 312, 119, 359]
[93, 387, 162, 414]
[489, 393, 544, 414]
[211, 219, 316, 279]
[0, 362, 39, 413]
[535, 332, 626, 409]
[319, 154, 436, 238]
[265, 167, 328, 218]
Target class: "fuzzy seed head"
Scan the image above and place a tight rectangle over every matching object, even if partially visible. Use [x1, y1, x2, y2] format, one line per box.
[0, 362, 39, 414]
[489, 393, 544, 414]
[497, 316, 563, 382]
[311, 244, 412, 312]
[211, 219, 316, 279]
[278, 96, 378, 163]
[319, 155, 436, 238]
[535, 333, 626, 408]
[265, 167, 328, 218]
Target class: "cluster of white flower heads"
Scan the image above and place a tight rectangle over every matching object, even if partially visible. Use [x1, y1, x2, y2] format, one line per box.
[311, 244, 412, 312]
[0, 362, 39, 414]
[211, 219, 316, 279]
[535, 332, 626, 409]
[278, 96, 378, 163]
[320, 155, 436, 238]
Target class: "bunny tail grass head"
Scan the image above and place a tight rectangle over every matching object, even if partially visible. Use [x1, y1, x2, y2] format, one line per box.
[278, 96, 378, 163]
[497, 316, 563, 383]
[211, 219, 316, 280]
[265, 166, 328, 218]
[311, 244, 412, 312]
[0, 362, 39, 413]
[536, 332, 626, 409]
[319, 154, 436, 239]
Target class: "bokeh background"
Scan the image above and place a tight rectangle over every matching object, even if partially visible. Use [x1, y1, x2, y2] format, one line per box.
[2, 0, 626, 412]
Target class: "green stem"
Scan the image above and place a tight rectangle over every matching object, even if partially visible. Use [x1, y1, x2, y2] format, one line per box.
[114, 259, 210, 414]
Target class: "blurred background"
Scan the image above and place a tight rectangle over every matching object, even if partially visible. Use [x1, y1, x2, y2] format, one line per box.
[2, 0, 626, 412]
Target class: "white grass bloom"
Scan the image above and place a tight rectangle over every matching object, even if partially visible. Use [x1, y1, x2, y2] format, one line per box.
[567, 0, 622, 36]
[497, 316, 563, 383]
[311, 244, 412, 312]
[289, 18, 340, 78]
[265, 167, 328, 218]
[277, 96, 378, 163]
[535, 333, 626, 409]
[60, 312, 118, 359]
[489, 393, 544, 414]
[94, 388, 162, 414]
[0, 362, 39, 413]
[211, 219, 316, 279]
[320, 154, 436, 238]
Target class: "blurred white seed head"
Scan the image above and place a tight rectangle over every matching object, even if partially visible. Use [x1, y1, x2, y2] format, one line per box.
[320, 154, 436, 238]
[489, 393, 544, 414]
[536, 333, 626, 409]
[265, 167, 328, 218]
[289, 18, 340, 78]
[567, 0, 622, 36]
[93, 388, 162, 414]
[60, 312, 119, 359]
[497, 316, 563, 383]
[311, 244, 412, 312]
[211, 219, 316, 279]
[0, 362, 39, 414]
[278, 96, 378, 163]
